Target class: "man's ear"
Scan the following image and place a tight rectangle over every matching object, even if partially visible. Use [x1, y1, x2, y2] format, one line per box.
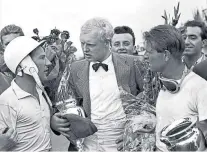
[202, 39, 207, 48]
[132, 45, 137, 55]
[104, 41, 111, 48]
[164, 50, 171, 61]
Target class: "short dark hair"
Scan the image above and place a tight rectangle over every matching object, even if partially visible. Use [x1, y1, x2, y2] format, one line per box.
[177, 26, 186, 35]
[0, 24, 24, 42]
[114, 26, 135, 45]
[143, 24, 185, 59]
[184, 20, 207, 40]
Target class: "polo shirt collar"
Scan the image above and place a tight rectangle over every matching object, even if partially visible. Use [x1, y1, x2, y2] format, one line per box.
[11, 79, 32, 100]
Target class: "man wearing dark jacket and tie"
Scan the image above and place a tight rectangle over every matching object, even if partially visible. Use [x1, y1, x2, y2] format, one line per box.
[51, 17, 144, 151]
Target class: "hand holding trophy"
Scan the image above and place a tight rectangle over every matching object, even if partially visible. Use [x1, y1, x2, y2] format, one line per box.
[55, 63, 97, 152]
[55, 97, 86, 151]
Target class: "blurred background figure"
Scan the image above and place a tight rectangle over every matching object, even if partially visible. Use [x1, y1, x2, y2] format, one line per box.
[136, 42, 146, 56]
[111, 26, 137, 55]
[0, 24, 24, 49]
[182, 20, 207, 69]
[0, 24, 24, 95]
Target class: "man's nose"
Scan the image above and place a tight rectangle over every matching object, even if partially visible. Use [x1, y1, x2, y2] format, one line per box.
[119, 43, 125, 49]
[185, 37, 190, 45]
[83, 44, 89, 52]
[45, 57, 52, 66]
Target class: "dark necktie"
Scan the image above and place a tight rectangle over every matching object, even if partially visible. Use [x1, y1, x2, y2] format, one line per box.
[92, 62, 108, 72]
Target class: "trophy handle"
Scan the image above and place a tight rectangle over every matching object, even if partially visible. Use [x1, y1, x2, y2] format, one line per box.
[160, 136, 172, 147]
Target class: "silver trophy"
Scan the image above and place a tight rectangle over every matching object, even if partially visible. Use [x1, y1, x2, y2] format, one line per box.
[55, 98, 85, 152]
[160, 117, 206, 151]
[56, 59, 85, 152]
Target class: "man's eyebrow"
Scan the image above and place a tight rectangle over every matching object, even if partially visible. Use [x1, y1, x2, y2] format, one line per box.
[187, 34, 197, 37]
[86, 42, 96, 45]
[39, 54, 45, 58]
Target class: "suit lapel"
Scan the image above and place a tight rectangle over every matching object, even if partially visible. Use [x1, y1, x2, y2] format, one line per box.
[112, 53, 131, 92]
[74, 54, 131, 117]
[76, 61, 91, 117]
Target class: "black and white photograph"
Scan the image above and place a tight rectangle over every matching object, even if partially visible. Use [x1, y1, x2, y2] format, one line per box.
[0, 0, 207, 151]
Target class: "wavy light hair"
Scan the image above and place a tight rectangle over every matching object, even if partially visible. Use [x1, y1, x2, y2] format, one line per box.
[80, 17, 114, 43]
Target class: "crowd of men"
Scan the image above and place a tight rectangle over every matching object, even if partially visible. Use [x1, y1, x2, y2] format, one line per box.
[1, 9, 207, 152]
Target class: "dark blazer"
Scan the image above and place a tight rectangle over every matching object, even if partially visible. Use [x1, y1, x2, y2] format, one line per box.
[68, 52, 144, 118]
[193, 59, 207, 80]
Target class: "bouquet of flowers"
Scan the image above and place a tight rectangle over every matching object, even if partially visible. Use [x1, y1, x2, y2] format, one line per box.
[55, 52, 98, 152]
[32, 27, 77, 103]
[119, 87, 156, 151]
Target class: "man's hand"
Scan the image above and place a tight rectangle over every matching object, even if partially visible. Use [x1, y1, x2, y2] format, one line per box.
[0, 128, 18, 151]
[116, 127, 155, 151]
[51, 112, 71, 138]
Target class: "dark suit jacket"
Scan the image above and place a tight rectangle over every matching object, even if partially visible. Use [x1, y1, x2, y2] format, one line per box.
[193, 59, 207, 80]
[68, 53, 144, 118]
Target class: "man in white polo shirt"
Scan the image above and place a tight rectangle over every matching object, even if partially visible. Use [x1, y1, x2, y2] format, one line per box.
[0, 36, 53, 151]
[143, 25, 207, 151]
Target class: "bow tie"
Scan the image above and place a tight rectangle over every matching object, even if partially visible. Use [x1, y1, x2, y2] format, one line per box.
[92, 62, 108, 72]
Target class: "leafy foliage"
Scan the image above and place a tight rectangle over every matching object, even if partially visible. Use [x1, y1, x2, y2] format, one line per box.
[32, 27, 77, 103]
[162, 2, 181, 27]
[193, 9, 203, 22]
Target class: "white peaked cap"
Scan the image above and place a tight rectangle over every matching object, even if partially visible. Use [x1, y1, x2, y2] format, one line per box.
[4, 36, 45, 74]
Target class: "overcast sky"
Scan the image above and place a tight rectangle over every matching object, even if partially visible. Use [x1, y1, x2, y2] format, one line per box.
[0, 0, 207, 57]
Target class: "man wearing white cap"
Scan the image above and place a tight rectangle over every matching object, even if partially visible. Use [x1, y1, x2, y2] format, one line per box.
[0, 36, 54, 151]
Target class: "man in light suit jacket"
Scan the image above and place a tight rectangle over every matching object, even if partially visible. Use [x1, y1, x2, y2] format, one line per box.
[51, 17, 144, 152]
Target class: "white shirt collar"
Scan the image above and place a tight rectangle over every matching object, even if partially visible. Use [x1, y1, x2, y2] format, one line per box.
[196, 53, 206, 64]
[11, 79, 42, 100]
[102, 54, 112, 65]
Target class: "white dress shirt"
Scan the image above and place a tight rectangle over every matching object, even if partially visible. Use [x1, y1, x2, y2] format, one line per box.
[83, 55, 126, 151]
[89, 55, 126, 123]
